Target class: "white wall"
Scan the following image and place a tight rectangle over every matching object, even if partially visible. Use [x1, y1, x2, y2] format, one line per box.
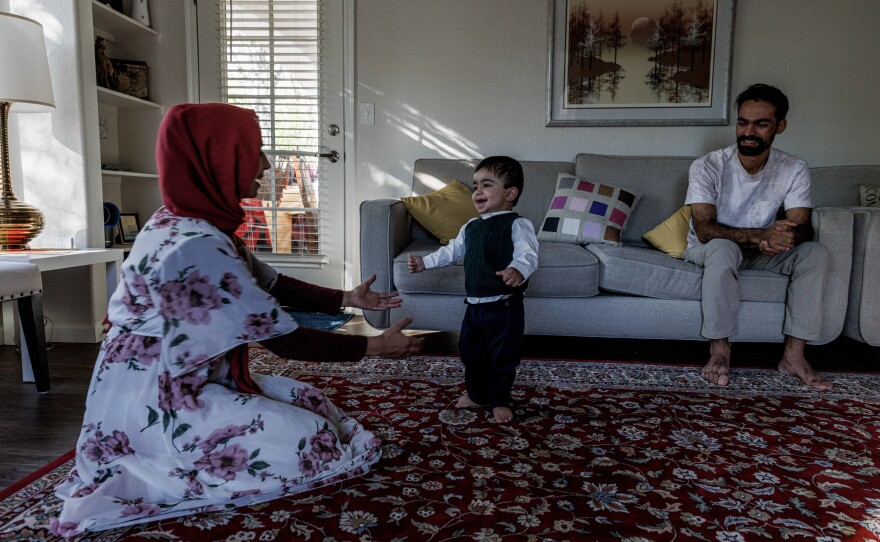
[354, 0, 880, 206]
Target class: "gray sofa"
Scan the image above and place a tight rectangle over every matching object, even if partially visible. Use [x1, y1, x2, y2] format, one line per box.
[360, 153, 877, 346]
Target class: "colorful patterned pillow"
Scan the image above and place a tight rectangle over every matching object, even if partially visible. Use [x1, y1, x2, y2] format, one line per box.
[537, 173, 640, 245]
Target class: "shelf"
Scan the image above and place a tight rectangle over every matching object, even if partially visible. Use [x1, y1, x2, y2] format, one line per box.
[91, 0, 158, 40]
[101, 170, 158, 180]
[97, 87, 161, 111]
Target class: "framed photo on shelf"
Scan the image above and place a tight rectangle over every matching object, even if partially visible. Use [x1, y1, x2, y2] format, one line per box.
[546, 0, 736, 126]
[118, 213, 141, 244]
[99, 0, 124, 13]
[111, 58, 149, 99]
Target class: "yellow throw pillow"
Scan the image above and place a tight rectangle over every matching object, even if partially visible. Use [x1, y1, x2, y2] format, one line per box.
[401, 179, 479, 244]
[643, 205, 691, 259]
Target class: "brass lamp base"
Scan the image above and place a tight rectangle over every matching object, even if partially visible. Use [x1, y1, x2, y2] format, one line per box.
[0, 196, 44, 250]
[0, 100, 45, 250]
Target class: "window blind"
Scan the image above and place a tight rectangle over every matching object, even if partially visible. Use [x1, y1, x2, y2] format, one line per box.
[217, 0, 323, 256]
[218, 0, 320, 152]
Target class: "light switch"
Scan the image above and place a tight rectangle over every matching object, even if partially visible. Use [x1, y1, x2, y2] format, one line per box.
[359, 102, 375, 125]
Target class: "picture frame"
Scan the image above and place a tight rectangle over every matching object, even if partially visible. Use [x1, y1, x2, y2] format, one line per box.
[111, 58, 149, 100]
[546, 0, 736, 126]
[99, 0, 124, 13]
[118, 213, 141, 244]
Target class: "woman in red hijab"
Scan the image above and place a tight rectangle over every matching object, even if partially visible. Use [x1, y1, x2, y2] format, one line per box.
[53, 103, 422, 536]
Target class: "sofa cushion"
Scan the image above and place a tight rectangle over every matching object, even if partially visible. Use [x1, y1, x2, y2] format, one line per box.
[401, 179, 479, 244]
[643, 206, 691, 259]
[393, 240, 599, 298]
[537, 172, 640, 246]
[575, 153, 695, 246]
[586, 244, 789, 302]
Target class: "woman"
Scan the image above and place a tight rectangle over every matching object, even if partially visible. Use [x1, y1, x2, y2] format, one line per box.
[52, 103, 423, 535]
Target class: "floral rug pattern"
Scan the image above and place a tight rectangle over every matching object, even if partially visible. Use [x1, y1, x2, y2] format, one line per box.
[2, 353, 880, 541]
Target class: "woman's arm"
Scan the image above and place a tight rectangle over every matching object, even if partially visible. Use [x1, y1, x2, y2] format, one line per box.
[269, 274, 344, 314]
[261, 327, 366, 361]
[261, 315, 423, 361]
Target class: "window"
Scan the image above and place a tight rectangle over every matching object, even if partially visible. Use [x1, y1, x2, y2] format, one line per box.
[218, 0, 322, 256]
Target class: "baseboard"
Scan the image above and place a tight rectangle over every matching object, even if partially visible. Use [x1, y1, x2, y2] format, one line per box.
[48, 323, 104, 344]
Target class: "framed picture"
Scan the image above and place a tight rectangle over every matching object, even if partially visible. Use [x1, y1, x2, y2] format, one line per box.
[118, 213, 141, 244]
[111, 58, 149, 100]
[546, 0, 736, 126]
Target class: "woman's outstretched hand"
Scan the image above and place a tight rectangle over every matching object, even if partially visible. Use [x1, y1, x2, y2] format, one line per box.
[342, 274, 403, 311]
[366, 315, 424, 359]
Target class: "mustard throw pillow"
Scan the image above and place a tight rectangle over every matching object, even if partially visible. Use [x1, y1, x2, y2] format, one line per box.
[401, 179, 479, 244]
[643, 205, 692, 259]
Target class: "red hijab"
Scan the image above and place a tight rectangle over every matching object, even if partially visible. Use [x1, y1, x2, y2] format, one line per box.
[157, 103, 262, 233]
[156, 103, 263, 394]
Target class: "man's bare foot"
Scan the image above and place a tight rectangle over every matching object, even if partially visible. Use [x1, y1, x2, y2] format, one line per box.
[455, 392, 480, 408]
[778, 336, 833, 391]
[701, 339, 731, 386]
[492, 407, 513, 423]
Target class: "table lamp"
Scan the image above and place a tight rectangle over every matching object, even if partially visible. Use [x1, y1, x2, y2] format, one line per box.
[0, 12, 56, 250]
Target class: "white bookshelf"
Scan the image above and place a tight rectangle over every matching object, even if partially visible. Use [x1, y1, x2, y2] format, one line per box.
[85, 0, 189, 246]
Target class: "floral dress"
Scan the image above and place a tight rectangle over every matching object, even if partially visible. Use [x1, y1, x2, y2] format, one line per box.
[52, 209, 381, 536]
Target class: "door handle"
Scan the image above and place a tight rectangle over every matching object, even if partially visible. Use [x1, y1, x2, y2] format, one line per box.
[318, 150, 340, 163]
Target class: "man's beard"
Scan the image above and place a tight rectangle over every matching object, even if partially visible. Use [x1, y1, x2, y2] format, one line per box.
[737, 135, 773, 156]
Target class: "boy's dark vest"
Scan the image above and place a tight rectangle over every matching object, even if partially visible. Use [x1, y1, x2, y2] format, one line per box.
[464, 213, 529, 298]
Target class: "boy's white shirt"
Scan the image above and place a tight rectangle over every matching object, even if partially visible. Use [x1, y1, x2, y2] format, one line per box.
[422, 210, 539, 304]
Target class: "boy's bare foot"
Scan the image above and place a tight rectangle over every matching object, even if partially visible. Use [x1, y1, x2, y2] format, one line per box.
[778, 336, 833, 391]
[492, 407, 513, 423]
[455, 392, 480, 408]
[701, 338, 731, 386]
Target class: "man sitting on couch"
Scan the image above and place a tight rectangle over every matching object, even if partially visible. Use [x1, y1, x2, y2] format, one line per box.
[683, 83, 832, 391]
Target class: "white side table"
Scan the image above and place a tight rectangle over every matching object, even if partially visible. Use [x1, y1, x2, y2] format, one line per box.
[0, 249, 124, 382]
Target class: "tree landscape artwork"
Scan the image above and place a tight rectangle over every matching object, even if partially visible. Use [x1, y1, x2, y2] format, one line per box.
[546, 0, 735, 126]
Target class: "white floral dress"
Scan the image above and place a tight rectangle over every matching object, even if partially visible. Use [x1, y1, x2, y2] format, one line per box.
[53, 209, 381, 536]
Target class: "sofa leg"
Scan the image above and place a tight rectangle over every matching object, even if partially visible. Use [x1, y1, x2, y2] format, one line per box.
[17, 294, 50, 394]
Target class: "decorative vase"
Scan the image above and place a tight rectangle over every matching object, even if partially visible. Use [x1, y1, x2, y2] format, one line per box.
[131, 0, 150, 27]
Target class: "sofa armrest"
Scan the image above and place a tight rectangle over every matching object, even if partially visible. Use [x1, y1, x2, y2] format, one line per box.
[844, 208, 880, 345]
[810, 207, 854, 344]
[360, 199, 412, 329]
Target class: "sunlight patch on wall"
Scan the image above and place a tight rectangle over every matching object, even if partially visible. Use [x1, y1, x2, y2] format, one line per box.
[382, 102, 479, 159]
[19, 115, 86, 247]
[363, 161, 410, 193]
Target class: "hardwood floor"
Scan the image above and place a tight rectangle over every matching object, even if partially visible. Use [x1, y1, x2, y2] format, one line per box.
[2, 317, 876, 491]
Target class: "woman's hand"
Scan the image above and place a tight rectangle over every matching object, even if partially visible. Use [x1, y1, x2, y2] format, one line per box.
[366, 315, 424, 359]
[342, 274, 403, 310]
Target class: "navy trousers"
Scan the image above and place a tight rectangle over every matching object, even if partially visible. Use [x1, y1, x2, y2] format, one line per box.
[458, 293, 524, 408]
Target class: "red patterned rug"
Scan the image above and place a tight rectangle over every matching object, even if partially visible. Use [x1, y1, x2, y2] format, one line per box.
[3, 352, 880, 541]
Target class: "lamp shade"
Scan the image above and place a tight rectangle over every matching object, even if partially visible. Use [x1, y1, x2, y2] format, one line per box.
[0, 12, 55, 112]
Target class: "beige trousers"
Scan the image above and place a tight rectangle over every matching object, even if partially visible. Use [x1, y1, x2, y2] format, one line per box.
[683, 239, 830, 341]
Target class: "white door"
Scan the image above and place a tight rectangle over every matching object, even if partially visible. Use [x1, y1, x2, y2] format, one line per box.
[195, 0, 347, 289]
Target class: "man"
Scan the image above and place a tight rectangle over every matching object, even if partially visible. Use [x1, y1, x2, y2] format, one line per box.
[684, 83, 832, 391]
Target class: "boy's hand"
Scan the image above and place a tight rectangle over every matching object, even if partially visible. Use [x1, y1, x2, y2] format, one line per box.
[496, 267, 524, 287]
[407, 255, 425, 273]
